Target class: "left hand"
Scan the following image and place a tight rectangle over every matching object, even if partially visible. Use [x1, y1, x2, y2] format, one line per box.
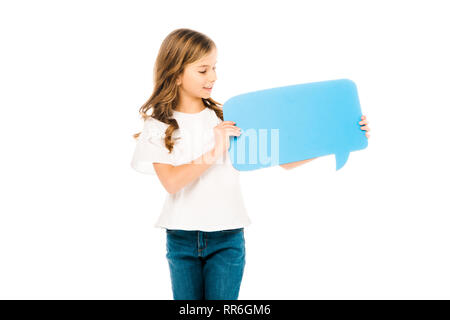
[359, 115, 370, 139]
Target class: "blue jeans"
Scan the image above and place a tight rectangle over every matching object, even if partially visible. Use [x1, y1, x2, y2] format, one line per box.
[165, 228, 246, 300]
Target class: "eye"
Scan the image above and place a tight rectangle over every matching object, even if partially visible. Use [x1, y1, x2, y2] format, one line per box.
[199, 67, 216, 74]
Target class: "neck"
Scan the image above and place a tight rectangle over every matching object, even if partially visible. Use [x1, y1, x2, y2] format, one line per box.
[175, 93, 205, 113]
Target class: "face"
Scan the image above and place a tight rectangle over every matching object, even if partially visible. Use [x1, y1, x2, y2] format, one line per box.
[176, 48, 218, 99]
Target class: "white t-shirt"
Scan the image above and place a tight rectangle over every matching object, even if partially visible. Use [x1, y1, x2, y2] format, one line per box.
[130, 107, 252, 232]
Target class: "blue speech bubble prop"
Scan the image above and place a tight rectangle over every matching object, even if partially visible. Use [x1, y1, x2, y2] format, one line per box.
[223, 79, 368, 171]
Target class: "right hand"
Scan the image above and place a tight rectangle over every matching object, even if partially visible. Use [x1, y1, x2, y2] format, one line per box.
[212, 121, 242, 158]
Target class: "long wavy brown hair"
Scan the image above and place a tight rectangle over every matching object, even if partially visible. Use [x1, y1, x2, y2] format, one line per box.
[132, 28, 224, 153]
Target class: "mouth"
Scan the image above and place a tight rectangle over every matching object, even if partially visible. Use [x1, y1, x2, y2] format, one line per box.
[203, 87, 212, 92]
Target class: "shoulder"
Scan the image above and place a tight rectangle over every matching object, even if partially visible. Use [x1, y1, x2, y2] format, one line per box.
[141, 117, 170, 140]
[144, 117, 169, 131]
[205, 107, 223, 125]
[144, 116, 169, 129]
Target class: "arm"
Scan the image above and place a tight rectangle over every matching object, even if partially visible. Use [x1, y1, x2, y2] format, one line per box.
[154, 119, 240, 194]
[153, 148, 218, 194]
[280, 157, 318, 170]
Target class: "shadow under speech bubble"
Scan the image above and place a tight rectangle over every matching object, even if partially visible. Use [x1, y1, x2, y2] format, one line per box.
[223, 78, 368, 171]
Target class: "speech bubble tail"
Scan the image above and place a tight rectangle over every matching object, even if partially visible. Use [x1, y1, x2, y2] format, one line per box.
[335, 151, 350, 171]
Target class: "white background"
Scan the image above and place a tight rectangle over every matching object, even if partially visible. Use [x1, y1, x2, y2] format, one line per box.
[1, 0, 449, 299]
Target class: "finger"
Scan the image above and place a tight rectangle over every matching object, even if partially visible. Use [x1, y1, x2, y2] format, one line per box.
[362, 115, 366, 120]
[361, 126, 370, 131]
[222, 125, 240, 130]
[222, 121, 236, 125]
[359, 120, 368, 125]
[226, 128, 242, 136]
[366, 133, 370, 138]
[230, 129, 241, 135]
[224, 125, 242, 132]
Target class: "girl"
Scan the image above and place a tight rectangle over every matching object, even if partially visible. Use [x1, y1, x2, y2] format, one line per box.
[131, 28, 371, 300]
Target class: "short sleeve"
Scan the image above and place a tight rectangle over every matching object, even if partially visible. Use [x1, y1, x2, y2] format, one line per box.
[130, 118, 175, 175]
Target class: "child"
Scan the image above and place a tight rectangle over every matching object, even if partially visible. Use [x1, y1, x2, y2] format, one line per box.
[130, 28, 251, 300]
[131, 28, 371, 300]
